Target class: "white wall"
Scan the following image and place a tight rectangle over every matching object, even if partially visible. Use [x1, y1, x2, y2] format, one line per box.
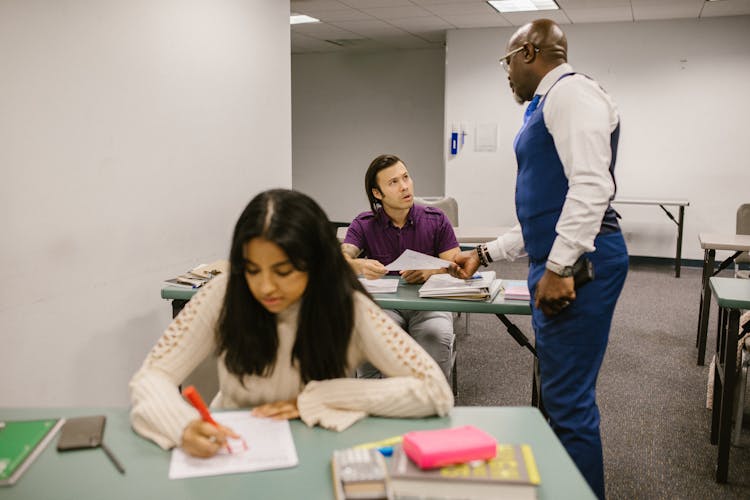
[445, 17, 750, 261]
[292, 48, 445, 222]
[0, 0, 291, 406]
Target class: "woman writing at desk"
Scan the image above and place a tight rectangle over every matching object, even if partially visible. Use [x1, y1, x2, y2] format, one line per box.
[129, 189, 453, 457]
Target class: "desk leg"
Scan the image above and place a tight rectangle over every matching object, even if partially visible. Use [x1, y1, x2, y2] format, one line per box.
[715, 308, 739, 483]
[675, 206, 685, 278]
[711, 307, 727, 444]
[696, 249, 715, 365]
[171, 299, 189, 319]
[495, 314, 543, 415]
[495, 314, 536, 356]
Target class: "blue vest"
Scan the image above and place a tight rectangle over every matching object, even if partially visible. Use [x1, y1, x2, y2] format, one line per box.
[514, 73, 621, 263]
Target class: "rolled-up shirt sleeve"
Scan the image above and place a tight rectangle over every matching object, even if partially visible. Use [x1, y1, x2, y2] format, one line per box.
[485, 224, 527, 262]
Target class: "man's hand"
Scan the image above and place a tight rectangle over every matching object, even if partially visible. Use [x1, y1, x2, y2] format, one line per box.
[400, 268, 438, 284]
[535, 269, 576, 316]
[449, 249, 480, 279]
[251, 398, 299, 420]
[342, 243, 386, 279]
[358, 259, 387, 279]
[181, 419, 239, 458]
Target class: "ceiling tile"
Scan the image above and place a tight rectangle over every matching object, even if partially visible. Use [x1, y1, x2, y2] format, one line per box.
[556, 0, 630, 7]
[388, 16, 455, 30]
[291, 0, 750, 53]
[441, 13, 514, 27]
[331, 19, 411, 37]
[565, 6, 633, 23]
[411, 0, 490, 5]
[292, 22, 364, 39]
[340, 0, 415, 7]
[290, 0, 350, 12]
[631, 0, 703, 21]
[361, 6, 435, 19]
[500, 10, 573, 25]
[701, 0, 750, 17]
[309, 9, 375, 22]
[424, 3, 499, 16]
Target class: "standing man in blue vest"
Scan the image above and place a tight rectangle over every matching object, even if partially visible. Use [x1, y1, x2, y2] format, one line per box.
[450, 19, 628, 499]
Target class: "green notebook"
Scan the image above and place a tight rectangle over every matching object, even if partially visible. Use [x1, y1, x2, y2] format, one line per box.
[0, 418, 65, 486]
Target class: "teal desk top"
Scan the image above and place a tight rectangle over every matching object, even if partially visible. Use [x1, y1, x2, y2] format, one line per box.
[0, 407, 593, 500]
[162, 280, 532, 315]
[709, 277, 750, 309]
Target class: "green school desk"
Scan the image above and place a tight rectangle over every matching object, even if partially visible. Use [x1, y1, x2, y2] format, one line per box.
[610, 197, 689, 277]
[695, 233, 750, 365]
[708, 277, 750, 483]
[0, 406, 594, 500]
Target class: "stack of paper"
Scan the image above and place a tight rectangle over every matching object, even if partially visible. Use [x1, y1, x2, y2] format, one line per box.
[164, 260, 228, 289]
[418, 271, 501, 301]
[502, 280, 530, 301]
[385, 249, 453, 271]
[169, 411, 298, 479]
[359, 278, 399, 294]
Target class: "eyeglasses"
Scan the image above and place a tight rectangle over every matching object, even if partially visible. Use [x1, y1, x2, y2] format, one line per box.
[499, 44, 540, 73]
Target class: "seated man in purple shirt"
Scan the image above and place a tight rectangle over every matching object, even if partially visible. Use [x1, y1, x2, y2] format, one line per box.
[342, 154, 460, 380]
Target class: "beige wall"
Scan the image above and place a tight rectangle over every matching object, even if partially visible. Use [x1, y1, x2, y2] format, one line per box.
[0, 0, 292, 406]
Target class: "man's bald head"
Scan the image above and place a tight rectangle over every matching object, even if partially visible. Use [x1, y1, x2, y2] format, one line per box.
[504, 19, 568, 103]
[509, 19, 567, 65]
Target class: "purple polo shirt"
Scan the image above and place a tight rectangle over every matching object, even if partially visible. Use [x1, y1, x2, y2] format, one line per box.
[343, 204, 459, 266]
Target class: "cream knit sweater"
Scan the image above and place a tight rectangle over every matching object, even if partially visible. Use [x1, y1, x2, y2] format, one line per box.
[129, 273, 454, 449]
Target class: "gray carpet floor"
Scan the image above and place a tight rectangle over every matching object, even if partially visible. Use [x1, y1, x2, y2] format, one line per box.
[453, 259, 750, 499]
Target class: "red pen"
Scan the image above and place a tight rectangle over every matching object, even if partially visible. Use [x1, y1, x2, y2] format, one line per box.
[182, 385, 232, 452]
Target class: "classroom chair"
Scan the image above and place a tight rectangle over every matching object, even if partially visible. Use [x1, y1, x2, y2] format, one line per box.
[736, 204, 750, 279]
[413, 196, 459, 227]
[732, 313, 750, 445]
[414, 196, 464, 395]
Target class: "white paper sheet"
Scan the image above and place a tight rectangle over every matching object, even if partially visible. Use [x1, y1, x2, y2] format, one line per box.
[169, 411, 298, 479]
[384, 249, 453, 271]
[359, 278, 399, 294]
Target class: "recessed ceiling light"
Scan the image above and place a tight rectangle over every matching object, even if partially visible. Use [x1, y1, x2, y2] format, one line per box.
[487, 0, 559, 13]
[290, 13, 320, 25]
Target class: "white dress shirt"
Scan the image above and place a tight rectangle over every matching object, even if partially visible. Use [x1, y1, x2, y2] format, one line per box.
[486, 63, 620, 267]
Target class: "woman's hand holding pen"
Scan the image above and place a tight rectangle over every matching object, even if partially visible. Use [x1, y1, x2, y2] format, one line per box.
[181, 420, 239, 458]
[252, 398, 300, 420]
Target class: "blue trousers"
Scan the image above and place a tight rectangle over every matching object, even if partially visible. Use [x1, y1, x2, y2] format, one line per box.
[528, 232, 628, 500]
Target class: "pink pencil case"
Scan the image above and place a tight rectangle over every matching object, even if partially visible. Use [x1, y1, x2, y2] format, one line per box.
[402, 425, 497, 469]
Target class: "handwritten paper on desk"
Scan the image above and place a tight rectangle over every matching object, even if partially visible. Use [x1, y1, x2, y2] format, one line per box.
[168, 411, 298, 479]
[384, 249, 453, 271]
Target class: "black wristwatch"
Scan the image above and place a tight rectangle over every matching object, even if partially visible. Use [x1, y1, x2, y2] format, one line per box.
[546, 260, 574, 277]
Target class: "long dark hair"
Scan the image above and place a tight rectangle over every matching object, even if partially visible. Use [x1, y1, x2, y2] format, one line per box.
[365, 154, 403, 213]
[217, 189, 367, 383]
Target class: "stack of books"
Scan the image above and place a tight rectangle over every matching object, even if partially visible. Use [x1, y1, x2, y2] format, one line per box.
[164, 260, 227, 289]
[388, 426, 541, 500]
[501, 280, 531, 301]
[418, 271, 501, 301]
